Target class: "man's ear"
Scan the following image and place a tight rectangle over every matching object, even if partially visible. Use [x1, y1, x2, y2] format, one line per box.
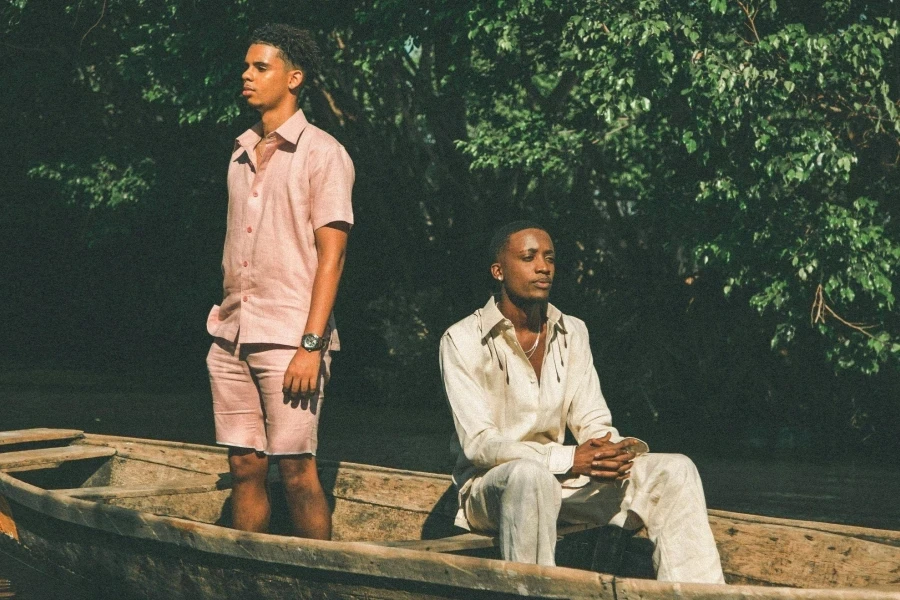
[490, 263, 503, 281]
[288, 69, 305, 92]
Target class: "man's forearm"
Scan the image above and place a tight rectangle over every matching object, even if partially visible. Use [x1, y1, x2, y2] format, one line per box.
[301, 258, 344, 339]
[282, 253, 345, 397]
[462, 435, 577, 475]
[300, 223, 350, 341]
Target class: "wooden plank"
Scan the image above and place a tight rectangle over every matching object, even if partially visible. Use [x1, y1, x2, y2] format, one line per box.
[0, 445, 115, 472]
[616, 577, 900, 600]
[373, 522, 602, 553]
[375, 532, 494, 552]
[330, 499, 451, 543]
[103, 444, 228, 475]
[80, 432, 456, 483]
[108, 489, 233, 524]
[56, 474, 227, 500]
[709, 509, 900, 546]
[710, 514, 900, 589]
[80, 433, 230, 457]
[0, 429, 83, 447]
[326, 468, 455, 514]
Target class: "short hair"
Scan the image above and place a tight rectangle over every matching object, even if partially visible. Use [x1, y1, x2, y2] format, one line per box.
[488, 220, 548, 264]
[250, 24, 323, 84]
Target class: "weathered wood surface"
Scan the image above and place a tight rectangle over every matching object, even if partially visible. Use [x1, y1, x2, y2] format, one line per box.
[615, 578, 900, 600]
[78, 436, 228, 475]
[57, 474, 226, 500]
[711, 513, 900, 589]
[0, 473, 623, 600]
[376, 522, 602, 553]
[0, 506, 610, 600]
[6, 477, 898, 600]
[0, 429, 83, 447]
[709, 509, 900, 546]
[326, 466, 454, 514]
[108, 489, 233, 525]
[0, 431, 899, 600]
[80, 434, 458, 542]
[78, 455, 220, 491]
[0, 445, 115, 472]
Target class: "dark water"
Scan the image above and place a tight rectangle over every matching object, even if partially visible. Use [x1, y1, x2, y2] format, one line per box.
[0, 372, 898, 598]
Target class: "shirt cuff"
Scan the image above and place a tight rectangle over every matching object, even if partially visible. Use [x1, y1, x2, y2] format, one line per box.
[626, 438, 650, 455]
[546, 445, 576, 474]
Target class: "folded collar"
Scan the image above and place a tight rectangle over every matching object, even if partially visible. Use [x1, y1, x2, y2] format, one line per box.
[479, 295, 567, 340]
[233, 108, 310, 154]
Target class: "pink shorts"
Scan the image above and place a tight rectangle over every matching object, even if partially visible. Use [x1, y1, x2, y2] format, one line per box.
[206, 338, 331, 455]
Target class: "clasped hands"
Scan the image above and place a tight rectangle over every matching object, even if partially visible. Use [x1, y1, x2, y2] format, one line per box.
[572, 432, 638, 481]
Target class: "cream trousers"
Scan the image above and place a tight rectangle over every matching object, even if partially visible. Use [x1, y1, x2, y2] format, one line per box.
[464, 453, 725, 584]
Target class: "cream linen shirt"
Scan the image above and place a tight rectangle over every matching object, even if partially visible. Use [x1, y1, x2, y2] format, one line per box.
[207, 109, 354, 347]
[440, 296, 648, 529]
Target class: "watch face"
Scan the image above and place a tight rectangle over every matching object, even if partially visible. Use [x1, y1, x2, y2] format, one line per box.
[302, 334, 322, 350]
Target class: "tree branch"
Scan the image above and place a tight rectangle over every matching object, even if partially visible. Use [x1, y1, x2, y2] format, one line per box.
[737, 1, 761, 43]
[80, 0, 107, 48]
[811, 284, 879, 340]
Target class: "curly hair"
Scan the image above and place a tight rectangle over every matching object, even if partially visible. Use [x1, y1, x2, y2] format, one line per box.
[487, 220, 549, 264]
[249, 24, 323, 84]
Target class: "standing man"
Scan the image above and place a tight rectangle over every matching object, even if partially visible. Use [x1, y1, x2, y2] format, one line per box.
[206, 24, 354, 539]
[440, 221, 724, 582]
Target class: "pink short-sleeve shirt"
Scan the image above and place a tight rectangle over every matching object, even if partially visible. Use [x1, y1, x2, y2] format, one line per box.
[207, 109, 355, 348]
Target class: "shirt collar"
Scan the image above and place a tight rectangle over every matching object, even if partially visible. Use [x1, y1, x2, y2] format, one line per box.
[480, 295, 568, 340]
[233, 108, 310, 154]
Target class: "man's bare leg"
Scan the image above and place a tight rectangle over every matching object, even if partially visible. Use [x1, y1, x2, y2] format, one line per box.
[278, 454, 331, 539]
[228, 447, 270, 532]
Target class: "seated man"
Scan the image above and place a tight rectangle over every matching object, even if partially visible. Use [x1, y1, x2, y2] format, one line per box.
[439, 221, 725, 583]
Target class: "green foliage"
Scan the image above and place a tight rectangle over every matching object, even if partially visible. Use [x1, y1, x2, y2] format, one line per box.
[29, 159, 155, 209]
[3, 0, 899, 451]
[458, 0, 900, 374]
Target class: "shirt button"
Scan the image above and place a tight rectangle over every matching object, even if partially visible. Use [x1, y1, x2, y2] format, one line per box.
[242, 261, 249, 267]
[242, 296, 249, 302]
[246, 226, 253, 233]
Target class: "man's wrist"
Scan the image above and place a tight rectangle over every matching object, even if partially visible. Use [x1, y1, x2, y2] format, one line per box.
[300, 332, 326, 352]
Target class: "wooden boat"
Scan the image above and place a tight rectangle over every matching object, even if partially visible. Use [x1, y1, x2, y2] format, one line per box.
[0, 429, 897, 600]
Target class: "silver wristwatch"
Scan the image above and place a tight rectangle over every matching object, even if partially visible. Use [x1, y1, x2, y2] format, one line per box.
[301, 333, 326, 352]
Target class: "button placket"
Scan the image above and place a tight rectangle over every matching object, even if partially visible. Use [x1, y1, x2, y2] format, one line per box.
[240, 145, 268, 323]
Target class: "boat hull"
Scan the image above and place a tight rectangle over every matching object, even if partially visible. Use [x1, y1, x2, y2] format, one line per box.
[0, 431, 898, 600]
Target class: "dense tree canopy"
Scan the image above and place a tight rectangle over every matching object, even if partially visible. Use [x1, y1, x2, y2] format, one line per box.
[3, 0, 898, 456]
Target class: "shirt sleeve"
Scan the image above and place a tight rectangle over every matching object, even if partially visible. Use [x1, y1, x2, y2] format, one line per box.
[309, 142, 355, 230]
[565, 323, 649, 454]
[440, 331, 576, 475]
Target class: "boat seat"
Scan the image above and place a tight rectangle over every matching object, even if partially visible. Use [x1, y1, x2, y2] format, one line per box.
[0, 429, 84, 448]
[371, 521, 603, 553]
[0, 445, 116, 472]
[57, 473, 228, 500]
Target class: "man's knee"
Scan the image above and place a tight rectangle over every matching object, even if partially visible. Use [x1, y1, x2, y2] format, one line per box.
[642, 453, 700, 485]
[503, 459, 560, 498]
[278, 455, 321, 492]
[229, 449, 269, 485]
[663, 453, 698, 478]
